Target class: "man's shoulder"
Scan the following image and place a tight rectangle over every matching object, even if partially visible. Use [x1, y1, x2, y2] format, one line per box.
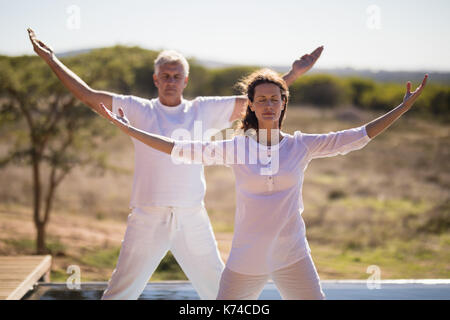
[114, 94, 157, 108]
[187, 96, 235, 111]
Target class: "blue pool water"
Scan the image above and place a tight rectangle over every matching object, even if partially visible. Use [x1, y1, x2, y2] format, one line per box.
[23, 280, 450, 300]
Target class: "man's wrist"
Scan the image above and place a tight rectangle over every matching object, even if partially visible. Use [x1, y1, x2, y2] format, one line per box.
[45, 53, 57, 65]
[283, 69, 302, 85]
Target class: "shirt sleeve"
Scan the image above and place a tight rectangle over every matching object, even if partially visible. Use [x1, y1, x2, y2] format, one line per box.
[112, 94, 152, 128]
[195, 96, 237, 131]
[170, 139, 235, 167]
[298, 125, 371, 160]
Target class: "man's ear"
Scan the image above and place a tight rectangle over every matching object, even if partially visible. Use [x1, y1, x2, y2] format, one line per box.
[183, 76, 189, 88]
[153, 73, 159, 88]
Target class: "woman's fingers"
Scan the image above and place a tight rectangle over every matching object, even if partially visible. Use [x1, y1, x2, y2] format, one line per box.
[99, 103, 111, 118]
[412, 74, 429, 95]
[419, 74, 428, 89]
[406, 81, 412, 94]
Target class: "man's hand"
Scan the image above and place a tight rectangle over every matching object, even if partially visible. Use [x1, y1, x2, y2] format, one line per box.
[282, 46, 324, 86]
[291, 46, 324, 77]
[402, 74, 428, 110]
[27, 28, 54, 61]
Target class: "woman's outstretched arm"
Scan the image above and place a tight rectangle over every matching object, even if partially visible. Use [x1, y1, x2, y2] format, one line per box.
[365, 74, 428, 139]
[98, 103, 175, 155]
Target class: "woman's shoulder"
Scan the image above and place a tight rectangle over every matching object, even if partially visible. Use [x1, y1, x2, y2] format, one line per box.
[286, 130, 303, 141]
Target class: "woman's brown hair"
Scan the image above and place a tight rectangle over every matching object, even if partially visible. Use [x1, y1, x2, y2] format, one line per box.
[236, 68, 289, 132]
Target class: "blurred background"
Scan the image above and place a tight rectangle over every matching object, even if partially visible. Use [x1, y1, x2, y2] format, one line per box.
[0, 0, 448, 282]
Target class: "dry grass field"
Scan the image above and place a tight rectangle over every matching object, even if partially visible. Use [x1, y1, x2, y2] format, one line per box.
[0, 105, 449, 282]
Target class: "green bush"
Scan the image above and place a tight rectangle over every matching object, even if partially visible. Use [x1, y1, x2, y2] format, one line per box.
[344, 77, 376, 107]
[290, 74, 350, 107]
[360, 82, 405, 111]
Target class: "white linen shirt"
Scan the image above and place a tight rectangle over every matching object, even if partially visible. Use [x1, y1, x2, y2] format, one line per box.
[112, 95, 237, 208]
[172, 125, 372, 275]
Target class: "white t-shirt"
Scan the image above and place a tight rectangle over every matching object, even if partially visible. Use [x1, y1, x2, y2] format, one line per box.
[112, 95, 237, 208]
[172, 125, 372, 275]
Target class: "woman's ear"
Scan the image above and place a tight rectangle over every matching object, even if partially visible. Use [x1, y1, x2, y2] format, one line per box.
[248, 100, 255, 112]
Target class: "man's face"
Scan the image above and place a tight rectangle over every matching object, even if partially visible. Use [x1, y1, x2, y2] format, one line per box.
[153, 62, 188, 104]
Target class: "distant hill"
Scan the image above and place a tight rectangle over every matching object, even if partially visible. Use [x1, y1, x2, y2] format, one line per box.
[56, 48, 94, 57]
[55, 48, 450, 85]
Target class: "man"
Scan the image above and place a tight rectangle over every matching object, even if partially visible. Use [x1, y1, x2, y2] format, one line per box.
[27, 28, 323, 299]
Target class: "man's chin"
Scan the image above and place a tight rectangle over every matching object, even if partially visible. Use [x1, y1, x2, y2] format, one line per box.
[164, 90, 178, 96]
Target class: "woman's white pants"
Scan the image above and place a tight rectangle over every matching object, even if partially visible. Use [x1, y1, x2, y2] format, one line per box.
[101, 205, 225, 300]
[217, 253, 326, 300]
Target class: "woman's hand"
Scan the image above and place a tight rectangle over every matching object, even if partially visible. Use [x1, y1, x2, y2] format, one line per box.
[98, 103, 175, 155]
[365, 74, 429, 139]
[402, 74, 428, 110]
[98, 103, 130, 131]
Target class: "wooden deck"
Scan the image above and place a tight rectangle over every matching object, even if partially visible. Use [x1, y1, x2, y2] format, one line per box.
[0, 255, 52, 300]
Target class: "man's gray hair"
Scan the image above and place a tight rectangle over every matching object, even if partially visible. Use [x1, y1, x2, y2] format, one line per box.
[154, 50, 189, 76]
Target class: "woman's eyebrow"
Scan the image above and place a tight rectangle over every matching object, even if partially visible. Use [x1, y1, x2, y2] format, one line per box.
[255, 94, 280, 98]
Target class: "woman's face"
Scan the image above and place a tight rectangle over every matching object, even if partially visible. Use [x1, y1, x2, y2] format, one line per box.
[249, 83, 284, 128]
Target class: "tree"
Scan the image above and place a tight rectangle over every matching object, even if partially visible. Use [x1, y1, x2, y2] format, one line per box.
[0, 55, 113, 254]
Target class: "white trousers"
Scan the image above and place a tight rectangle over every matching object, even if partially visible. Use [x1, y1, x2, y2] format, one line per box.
[101, 205, 225, 300]
[217, 254, 326, 300]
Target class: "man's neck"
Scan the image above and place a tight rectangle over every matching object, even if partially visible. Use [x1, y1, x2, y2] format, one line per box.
[158, 96, 182, 107]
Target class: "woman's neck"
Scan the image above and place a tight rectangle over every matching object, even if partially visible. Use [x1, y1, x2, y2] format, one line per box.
[256, 123, 282, 146]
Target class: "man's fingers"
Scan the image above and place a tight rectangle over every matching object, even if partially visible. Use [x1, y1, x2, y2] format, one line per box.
[311, 46, 324, 58]
[28, 28, 37, 42]
[406, 81, 412, 94]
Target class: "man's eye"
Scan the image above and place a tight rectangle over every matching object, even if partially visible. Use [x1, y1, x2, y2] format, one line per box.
[271, 98, 279, 103]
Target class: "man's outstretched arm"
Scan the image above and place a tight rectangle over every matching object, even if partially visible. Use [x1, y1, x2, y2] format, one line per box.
[229, 46, 324, 122]
[27, 28, 115, 113]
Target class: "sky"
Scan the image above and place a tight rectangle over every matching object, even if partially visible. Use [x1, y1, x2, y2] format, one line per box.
[1, 0, 449, 71]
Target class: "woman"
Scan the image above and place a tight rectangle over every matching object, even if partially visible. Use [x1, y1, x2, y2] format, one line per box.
[97, 69, 427, 300]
